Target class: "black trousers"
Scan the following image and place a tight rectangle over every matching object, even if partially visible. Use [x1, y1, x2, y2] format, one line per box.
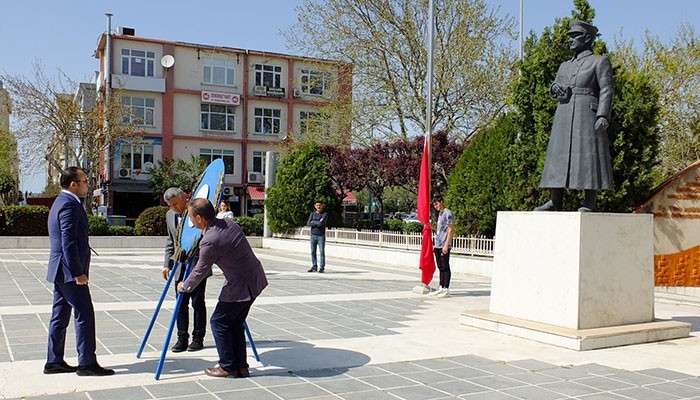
[433, 248, 452, 289]
[175, 279, 207, 341]
[210, 300, 254, 372]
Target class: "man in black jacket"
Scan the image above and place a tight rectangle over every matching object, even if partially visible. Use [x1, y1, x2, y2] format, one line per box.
[163, 187, 209, 352]
[307, 200, 327, 273]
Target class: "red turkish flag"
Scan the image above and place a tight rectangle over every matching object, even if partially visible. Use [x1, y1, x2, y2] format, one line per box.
[417, 135, 435, 285]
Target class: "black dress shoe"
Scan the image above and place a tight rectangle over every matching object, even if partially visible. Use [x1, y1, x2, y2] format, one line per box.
[188, 338, 204, 351]
[307, 267, 317, 272]
[172, 338, 188, 353]
[318, 268, 324, 273]
[44, 361, 78, 374]
[76, 363, 115, 376]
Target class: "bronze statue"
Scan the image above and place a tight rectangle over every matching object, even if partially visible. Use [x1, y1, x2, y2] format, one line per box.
[535, 20, 614, 212]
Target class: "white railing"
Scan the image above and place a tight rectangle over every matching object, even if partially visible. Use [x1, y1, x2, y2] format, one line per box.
[278, 227, 494, 257]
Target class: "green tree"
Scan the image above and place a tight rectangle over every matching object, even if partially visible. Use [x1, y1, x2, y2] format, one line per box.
[446, 114, 515, 236]
[506, 0, 659, 213]
[0, 126, 18, 206]
[147, 155, 207, 200]
[266, 143, 342, 232]
[1, 63, 138, 202]
[614, 24, 700, 181]
[285, 0, 516, 143]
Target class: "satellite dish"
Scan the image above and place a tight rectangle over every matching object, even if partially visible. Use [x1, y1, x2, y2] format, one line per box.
[160, 55, 175, 68]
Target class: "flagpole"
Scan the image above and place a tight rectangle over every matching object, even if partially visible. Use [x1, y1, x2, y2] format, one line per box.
[426, 0, 435, 158]
[413, 0, 437, 294]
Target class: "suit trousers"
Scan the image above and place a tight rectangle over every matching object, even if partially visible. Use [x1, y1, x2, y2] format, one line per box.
[175, 278, 207, 341]
[47, 278, 97, 366]
[210, 300, 254, 372]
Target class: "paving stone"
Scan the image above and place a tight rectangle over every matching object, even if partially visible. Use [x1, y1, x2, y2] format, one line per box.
[144, 381, 208, 398]
[645, 381, 700, 398]
[87, 386, 153, 400]
[360, 374, 422, 389]
[501, 385, 570, 400]
[539, 381, 602, 397]
[638, 368, 696, 381]
[387, 385, 454, 400]
[611, 386, 683, 399]
[265, 382, 332, 399]
[572, 376, 635, 391]
[506, 359, 559, 372]
[467, 375, 526, 391]
[313, 378, 376, 394]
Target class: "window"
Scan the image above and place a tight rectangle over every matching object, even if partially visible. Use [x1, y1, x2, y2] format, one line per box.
[201, 104, 235, 132]
[253, 107, 281, 134]
[300, 111, 328, 135]
[122, 96, 155, 126]
[252, 151, 267, 174]
[121, 49, 155, 77]
[203, 59, 236, 86]
[254, 64, 282, 88]
[200, 148, 235, 175]
[121, 143, 154, 171]
[301, 69, 331, 95]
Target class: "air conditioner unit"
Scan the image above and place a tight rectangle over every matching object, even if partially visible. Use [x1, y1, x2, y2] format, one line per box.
[118, 168, 132, 179]
[253, 85, 267, 96]
[247, 171, 263, 183]
[293, 88, 302, 98]
[223, 187, 234, 196]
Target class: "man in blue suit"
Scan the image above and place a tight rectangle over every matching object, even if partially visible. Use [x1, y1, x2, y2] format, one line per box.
[178, 198, 268, 378]
[45, 167, 114, 376]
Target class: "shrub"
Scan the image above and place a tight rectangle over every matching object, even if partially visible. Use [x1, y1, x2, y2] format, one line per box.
[353, 219, 374, 230]
[88, 215, 110, 236]
[234, 214, 264, 236]
[382, 219, 404, 232]
[403, 221, 424, 234]
[135, 206, 168, 236]
[108, 225, 137, 236]
[3, 205, 49, 236]
[0, 208, 5, 235]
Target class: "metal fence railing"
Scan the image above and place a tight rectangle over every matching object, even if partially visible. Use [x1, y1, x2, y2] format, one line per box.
[277, 227, 494, 258]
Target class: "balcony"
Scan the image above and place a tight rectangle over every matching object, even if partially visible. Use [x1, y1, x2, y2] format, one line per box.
[111, 74, 165, 93]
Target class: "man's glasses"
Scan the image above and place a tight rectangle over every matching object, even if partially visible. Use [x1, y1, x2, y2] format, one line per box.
[73, 180, 89, 184]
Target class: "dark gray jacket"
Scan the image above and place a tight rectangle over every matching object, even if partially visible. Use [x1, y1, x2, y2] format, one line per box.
[540, 50, 614, 190]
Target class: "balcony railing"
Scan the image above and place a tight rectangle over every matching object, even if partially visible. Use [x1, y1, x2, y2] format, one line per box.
[277, 227, 494, 258]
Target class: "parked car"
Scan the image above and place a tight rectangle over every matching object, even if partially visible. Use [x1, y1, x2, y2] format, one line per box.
[402, 212, 420, 223]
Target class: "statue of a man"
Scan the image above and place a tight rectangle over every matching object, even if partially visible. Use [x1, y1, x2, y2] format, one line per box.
[535, 19, 614, 212]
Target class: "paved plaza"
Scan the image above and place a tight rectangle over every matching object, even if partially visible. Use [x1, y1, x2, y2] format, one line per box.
[3, 245, 700, 399]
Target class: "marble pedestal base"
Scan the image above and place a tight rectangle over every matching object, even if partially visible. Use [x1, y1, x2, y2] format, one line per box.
[461, 212, 690, 350]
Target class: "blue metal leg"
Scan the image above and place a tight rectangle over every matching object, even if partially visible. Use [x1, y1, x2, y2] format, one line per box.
[155, 290, 185, 380]
[244, 321, 260, 362]
[137, 261, 182, 358]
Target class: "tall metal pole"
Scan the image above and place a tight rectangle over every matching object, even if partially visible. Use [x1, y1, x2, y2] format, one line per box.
[519, 0, 524, 61]
[425, 0, 435, 160]
[104, 13, 113, 206]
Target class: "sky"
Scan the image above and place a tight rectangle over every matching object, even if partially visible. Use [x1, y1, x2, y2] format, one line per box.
[1, 0, 698, 193]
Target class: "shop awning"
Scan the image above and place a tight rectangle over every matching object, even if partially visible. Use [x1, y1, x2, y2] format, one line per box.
[247, 186, 266, 201]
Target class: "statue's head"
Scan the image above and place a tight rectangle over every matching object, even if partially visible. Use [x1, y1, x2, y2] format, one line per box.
[567, 20, 598, 54]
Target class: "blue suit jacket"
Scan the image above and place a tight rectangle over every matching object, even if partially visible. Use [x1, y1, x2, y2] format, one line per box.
[47, 192, 91, 283]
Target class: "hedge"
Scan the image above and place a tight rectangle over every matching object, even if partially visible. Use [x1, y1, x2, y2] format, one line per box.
[135, 206, 168, 236]
[108, 225, 137, 236]
[234, 214, 264, 236]
[2, 205, 50, 236]
[88, 215, 110, 236]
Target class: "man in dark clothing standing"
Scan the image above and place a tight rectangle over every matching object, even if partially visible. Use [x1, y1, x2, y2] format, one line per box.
[163, 187, 209, 352]
[307, 200, 327, 273]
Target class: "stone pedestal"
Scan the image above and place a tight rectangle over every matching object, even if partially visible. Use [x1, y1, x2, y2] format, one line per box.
[461, 212, 690, 350]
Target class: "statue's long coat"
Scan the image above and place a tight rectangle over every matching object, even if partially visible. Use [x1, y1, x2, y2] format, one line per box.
[540, 49, 614, 190]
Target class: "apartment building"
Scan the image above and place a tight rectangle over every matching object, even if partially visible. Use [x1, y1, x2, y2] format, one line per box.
[94, 27, 351, 220]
